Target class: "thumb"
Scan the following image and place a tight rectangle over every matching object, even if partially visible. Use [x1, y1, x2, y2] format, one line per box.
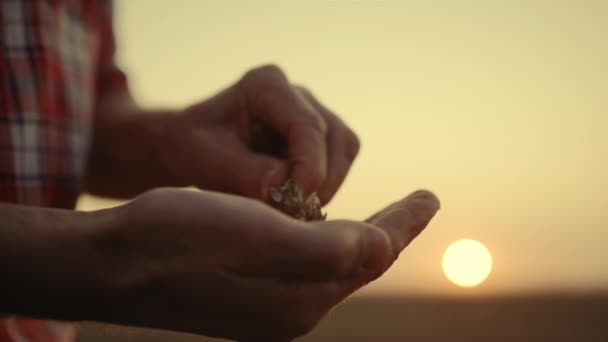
[252, 220, 392, 282]
[221, 151, 288, 200]
[251, 192, 439, 281]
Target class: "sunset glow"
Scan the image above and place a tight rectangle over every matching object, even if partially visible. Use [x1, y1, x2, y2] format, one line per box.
[442, 239, 493, 288]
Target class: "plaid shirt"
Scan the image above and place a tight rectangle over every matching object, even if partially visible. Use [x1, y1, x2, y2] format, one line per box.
[1, 0, 127, 340]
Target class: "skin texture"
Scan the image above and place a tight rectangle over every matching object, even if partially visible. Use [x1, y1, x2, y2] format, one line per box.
[1, 64, 441, 340]
[86, 65, 360, 204]
[0, 189, 439, 341]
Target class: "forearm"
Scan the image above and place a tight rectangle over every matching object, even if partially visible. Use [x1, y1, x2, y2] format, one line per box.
[86, 94, 183, 198]
[0, 204, 118, 320]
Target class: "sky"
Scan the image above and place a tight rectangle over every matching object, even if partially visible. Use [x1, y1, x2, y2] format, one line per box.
[78, 0, 608, 296]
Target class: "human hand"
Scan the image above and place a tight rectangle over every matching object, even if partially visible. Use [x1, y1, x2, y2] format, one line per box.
[159, 65, 360, 204]
[89, 188, 439, 341]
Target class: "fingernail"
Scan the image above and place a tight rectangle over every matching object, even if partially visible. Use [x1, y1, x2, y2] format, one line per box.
[360, 228, 390, 273]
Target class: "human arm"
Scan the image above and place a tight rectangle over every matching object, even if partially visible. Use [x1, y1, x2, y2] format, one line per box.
[84, 93, 179, 197]
[0, 203, 118, 320]
[0, 188, 439, 340]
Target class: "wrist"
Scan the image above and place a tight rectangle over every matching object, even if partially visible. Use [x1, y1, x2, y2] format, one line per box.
[87, 107, 183, 196]
[0, 205, 122, 320]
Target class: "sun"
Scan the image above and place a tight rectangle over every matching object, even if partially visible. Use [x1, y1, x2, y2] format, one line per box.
[442, 239, 492, 288]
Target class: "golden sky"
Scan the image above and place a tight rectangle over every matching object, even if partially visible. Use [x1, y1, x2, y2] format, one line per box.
[79, 0, 608, 296]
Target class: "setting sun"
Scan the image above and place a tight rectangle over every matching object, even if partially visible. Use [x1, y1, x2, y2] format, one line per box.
[442, 239, 493, 288]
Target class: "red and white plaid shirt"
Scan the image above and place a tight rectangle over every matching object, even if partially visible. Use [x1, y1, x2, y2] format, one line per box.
[0, 0, 127, 340]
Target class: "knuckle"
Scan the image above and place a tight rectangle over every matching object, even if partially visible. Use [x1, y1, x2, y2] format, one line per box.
[360, 225, 394, 277]
[298, 113, 327, 136]
[295, 84, 313, 97]
[244, 64, 286, 84]
[315, 225, 357, 276]
[345, 130, 361, 161]
[257, 63, 285, 76]
[241, 64, 290, 109]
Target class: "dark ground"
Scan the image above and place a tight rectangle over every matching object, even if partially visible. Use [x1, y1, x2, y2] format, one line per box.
[77, 293, 608, 342]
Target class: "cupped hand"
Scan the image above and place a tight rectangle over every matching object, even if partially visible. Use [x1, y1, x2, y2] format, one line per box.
[93, 188, 439, 341]
[160, 64, 360, 204]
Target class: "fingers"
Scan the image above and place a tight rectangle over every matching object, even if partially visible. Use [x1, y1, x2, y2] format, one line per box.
[367, 190, 440, 258]
[296, 86, 360, 204]
[288, 113, 328, 195]
[175, 127, 290, 200]
[221, 148, 289, 200]
[240, 65, 328, 195]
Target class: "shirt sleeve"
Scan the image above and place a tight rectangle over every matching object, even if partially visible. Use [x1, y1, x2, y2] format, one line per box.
[96, 0, 129, 98]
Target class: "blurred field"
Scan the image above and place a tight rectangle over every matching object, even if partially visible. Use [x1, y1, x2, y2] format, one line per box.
[77, 292, 608, 342]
